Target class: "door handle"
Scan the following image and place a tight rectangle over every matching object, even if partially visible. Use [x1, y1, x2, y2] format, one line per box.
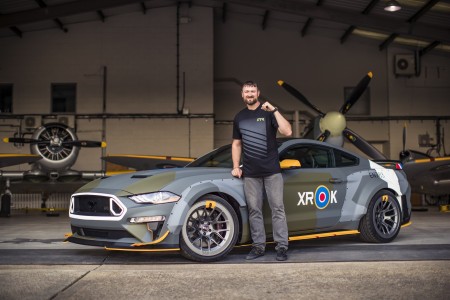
[329, 178, 343, 184]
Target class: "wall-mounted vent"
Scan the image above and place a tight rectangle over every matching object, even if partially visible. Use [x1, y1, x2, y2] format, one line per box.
[394, 54, 416, 76]
[23, 116, 41, 130]
[43, 115, 75, 128]
[57, 115, 75, 128]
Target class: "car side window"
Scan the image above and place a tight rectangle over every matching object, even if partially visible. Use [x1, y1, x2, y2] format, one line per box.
[334, 149, 359, 167]
[280, 145, 332, 169]
[188, 145, 233, 168]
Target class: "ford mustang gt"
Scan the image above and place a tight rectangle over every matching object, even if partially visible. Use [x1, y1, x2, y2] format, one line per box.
[66, 139, 411, 262]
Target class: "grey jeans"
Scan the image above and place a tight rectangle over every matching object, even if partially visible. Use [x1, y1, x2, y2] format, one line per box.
[244, 173, 288, 251]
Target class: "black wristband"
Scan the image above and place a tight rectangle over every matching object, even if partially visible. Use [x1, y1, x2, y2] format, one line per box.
[272, 107, 278, 112]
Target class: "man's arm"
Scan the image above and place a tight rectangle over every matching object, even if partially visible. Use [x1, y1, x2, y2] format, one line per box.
[274, 111, 292, 137]
[261, 101, 292, 137]
[231, 139, 243, 178]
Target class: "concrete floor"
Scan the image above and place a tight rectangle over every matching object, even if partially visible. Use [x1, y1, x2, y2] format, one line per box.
[0, 207, 449, 299]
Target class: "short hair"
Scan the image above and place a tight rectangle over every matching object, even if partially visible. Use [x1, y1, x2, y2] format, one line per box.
[242, 81, 258, 89]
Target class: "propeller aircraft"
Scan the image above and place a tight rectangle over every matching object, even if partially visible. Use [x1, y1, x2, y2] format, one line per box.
[399, 124, 450, 203]
[0, 122, 110, 216]
[277, 73, 449, 203]
[277, 72, 386, 160]
[1, 122, 106, 185]
[0, 121, 195, 206]
[2, 73, 447, 213]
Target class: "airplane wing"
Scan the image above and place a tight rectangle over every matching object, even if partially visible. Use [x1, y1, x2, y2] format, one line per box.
[102, 155, 195, 170]
[0, 154, 41, 168]
[403, 156, 450, 196]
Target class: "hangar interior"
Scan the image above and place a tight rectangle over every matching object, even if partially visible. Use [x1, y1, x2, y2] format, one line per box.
[0, 0, 449, 209]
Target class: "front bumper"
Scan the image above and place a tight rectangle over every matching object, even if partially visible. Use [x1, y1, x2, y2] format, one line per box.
[68, 192, 181, 248]
[65, 232, 179, 250]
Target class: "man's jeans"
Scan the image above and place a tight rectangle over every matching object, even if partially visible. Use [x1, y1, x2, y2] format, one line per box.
[244, 173, 289, 251]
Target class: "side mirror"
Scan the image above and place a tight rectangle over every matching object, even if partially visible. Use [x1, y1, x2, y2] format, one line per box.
[280, 159, 301, 169]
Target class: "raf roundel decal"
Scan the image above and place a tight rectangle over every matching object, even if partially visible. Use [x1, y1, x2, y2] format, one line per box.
[315, 185, 330, 209]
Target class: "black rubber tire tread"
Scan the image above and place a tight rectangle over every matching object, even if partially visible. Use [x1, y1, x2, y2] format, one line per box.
[359, 190, 401, 243]
[180, 194, 239, 262]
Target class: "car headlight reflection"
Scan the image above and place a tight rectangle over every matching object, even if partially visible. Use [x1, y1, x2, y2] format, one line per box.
[129, 192, 180, 204]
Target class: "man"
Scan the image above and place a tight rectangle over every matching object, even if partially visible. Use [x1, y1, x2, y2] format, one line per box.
[231, 81, 292, 261]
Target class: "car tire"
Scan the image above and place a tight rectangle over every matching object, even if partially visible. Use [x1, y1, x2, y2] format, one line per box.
[180, 194, 239, 262]
[359, 190, 401, 243]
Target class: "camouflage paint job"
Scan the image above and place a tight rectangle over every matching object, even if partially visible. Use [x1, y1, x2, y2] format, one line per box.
[68, 139, 411, 249]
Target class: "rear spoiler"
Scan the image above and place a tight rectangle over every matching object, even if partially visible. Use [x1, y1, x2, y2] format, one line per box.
[372, 160, 403, 170]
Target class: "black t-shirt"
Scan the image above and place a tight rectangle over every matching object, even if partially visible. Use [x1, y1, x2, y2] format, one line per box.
[232, 104, 280, 177]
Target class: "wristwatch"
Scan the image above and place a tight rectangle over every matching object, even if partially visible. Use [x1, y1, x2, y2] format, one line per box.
[272, 107, 278, 112]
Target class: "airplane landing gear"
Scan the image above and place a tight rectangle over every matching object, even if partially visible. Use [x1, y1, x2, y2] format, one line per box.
[0, 180, 12, 217]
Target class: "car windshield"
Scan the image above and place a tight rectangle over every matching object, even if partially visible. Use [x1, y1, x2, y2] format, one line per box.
[186, 144, 233, 168]
[186, 140, 289, 168]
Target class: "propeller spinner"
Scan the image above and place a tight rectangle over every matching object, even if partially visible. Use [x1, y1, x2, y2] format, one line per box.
[278, 72, 386, 160]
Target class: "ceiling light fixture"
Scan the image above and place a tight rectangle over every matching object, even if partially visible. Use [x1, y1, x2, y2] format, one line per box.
[384, 0, 402, 12]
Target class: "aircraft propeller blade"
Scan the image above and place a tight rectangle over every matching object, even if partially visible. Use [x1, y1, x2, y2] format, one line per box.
[63, 141, 107, 148]
[3, 137, 49, 145]
[399, 123, 411, 161]
[402, 123, 406, 152]
[343, 128, 386, 160]
[3, 137, 106, 148]
[317, 130, 330, 142]
[278, 80, 325, 116]
[339, 72, 373, 115]
[302, 124, 314, 139]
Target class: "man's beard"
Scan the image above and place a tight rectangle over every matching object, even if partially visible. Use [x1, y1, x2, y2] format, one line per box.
[244, 97, 258, 105]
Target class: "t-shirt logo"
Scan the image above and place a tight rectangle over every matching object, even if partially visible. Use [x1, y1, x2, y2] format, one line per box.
[257, 118, 265, 122]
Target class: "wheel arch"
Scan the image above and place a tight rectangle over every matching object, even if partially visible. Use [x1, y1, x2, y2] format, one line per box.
[358, 188, 402, 243]
[360, 187, 403, 216]
[166, 181, 247, 238]
[208, 191, 250, 245]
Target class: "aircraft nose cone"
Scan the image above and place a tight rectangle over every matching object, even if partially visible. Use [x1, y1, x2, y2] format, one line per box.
[319, 111, 346, 136]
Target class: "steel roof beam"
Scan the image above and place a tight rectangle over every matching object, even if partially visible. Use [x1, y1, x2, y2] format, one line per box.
[262, 10, 270, 30]
[228, 0, 450, 44]
[301, 18, 313, 37]
[0, 0, 146, 28]
[408, 0, 440, 23]
[340, 25, 355, 44]
[97, 10, 106, 22]
[53, 18, 68, 32]
[300, 0, 324, 38]
[222, 2, 227, 23]
[1, 0, 449, 43]
[341, 0, 380, 44]
[9, 26, 22, 38]
[419, 41, 441, 57]
[34, 0, 67, 33]
[362, 0, 380, 15]
[141, 2, 148, 14]
[379, 33, 398, 51]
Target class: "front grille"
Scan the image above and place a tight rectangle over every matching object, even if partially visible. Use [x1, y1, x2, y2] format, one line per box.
[72, 194, 123, 217]
[72, 226, 134, 239]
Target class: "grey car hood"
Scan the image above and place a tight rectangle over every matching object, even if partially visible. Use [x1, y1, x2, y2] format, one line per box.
[75, 167, 234, 196]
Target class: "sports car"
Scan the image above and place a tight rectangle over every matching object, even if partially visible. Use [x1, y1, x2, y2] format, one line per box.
[67, 139, 411, 262]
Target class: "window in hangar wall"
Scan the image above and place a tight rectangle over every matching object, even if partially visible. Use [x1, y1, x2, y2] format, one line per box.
[51, 83, 76, 113]
[0, 84, 13, 113]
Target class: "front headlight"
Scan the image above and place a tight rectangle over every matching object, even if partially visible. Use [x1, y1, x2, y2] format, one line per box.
[129, 191, 180, 204]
